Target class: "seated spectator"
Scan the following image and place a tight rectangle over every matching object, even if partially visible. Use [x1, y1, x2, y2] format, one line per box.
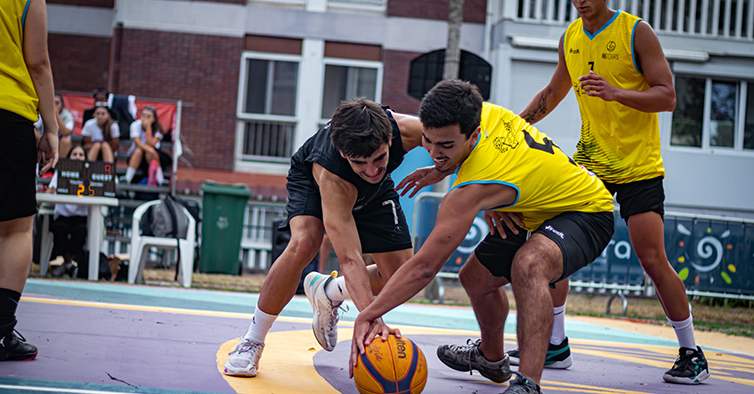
[123, 106, 171, 185]
[82, 106, 119, 162]
[81, 88, 114, 125]
[55, 94, 74, 158]
[46, 145, 89, 277]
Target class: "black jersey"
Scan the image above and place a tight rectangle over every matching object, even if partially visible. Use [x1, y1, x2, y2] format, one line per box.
[289, 110, 405, 211]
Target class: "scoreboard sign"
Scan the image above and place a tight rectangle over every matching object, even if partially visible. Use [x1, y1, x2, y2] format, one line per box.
[56, 159, 116, 198]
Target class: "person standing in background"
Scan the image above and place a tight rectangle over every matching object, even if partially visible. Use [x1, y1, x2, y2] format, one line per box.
[0, 0, 59, 361]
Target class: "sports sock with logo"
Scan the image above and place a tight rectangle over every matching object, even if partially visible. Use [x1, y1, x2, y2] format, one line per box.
[0, 288, 20, 337]
[243, 305, 277, 344]
[325, 275, 350, 303]
[669, 315, 696, 350]
[550, 303, 567, 345]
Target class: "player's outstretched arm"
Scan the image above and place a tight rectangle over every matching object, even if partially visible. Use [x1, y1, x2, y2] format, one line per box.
[579, 21, 675, 113]
[519, 34, 572, 125]
[395, 165, 454, 198]
[314, 164, 374, 313]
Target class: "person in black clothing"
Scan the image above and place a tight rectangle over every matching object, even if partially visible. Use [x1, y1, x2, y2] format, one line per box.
[81, 88, 118, 126]
[222, 98, 437, 377]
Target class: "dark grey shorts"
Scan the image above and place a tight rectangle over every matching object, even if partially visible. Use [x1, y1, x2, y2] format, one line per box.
[474, 211, 614, 284]
[603, 176, 664, 222]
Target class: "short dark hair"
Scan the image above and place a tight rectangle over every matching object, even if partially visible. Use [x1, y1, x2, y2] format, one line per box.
[329, 98, 392, 158]
[419, 80, 483, 138]
[92, 88, 109, 99]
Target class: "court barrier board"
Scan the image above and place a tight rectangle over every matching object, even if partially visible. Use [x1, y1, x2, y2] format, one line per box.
[411, 192, 754, 309]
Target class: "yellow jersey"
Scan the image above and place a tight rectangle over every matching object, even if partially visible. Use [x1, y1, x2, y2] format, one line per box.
[0, 0, 39, 121]
[451, 103, 614, 231]
[564, 10, 664, 183]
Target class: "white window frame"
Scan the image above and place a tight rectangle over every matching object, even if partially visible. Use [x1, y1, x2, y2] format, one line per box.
[318, 57, 384, 125]
[235, 51, 303, 174]
[669, 75, 754, 157]
[328, 0, 387, 13]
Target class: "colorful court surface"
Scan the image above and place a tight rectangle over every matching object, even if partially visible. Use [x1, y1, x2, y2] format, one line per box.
[1, 279, 752, 394]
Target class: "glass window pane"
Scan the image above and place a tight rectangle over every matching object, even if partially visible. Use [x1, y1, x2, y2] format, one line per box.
[671, 76, 704, 147]
[245, 59, 269, 114]
[745, 83, 754, 150]
[353, 67, 377, 100]
[270, 61, 298, 116]
[710, 80, 737, 148]
[322, 65, 348, 119]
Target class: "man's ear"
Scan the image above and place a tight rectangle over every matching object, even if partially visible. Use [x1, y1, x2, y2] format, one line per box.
[339, 150, 347, 159]
[471, 126, 481, 143]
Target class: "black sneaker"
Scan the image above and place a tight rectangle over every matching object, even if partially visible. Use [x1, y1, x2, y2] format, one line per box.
[662, 346, 710, 384]
[502, 372, 541, 394]
[0, 330, 38, 361]
[437, 339, 511, 383]
[507, 337, 572, 369]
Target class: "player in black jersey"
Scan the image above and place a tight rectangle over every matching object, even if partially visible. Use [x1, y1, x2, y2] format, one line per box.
[223, 98, 432, 377]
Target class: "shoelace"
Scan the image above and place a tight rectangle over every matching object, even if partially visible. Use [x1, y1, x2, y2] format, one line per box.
[672, 350, 696, 370]
[327, 303, 349, 331]
[463, 338, 482, 376]
[228, 339, 262, 356]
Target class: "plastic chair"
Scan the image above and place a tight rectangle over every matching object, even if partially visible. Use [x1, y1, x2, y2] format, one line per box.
[129, 200, 196, 288]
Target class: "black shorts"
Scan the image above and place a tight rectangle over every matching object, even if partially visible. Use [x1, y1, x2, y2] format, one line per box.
[603, 176, 664, 222]
[474, 211, 614, 284]
[280, 170, 412, 254]
[0, 109, 37, 222]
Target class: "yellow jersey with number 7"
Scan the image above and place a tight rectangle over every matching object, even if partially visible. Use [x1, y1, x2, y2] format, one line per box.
[451, 103, 614, 232]
[564, 10, 664, 184]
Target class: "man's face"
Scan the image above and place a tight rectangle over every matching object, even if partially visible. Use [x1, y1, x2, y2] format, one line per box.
[572, 0, 605, 18]
[341, 142, 390, 184]
[422, 124, 479, 173]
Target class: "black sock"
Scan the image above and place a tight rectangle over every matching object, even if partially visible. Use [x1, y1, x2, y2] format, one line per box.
[0, 288, 21, 337]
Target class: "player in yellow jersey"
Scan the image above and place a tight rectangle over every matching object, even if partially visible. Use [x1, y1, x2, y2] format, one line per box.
[349, 80, 615, 394]
[1, 0, 58, 362]
[516, 0, 710, 384]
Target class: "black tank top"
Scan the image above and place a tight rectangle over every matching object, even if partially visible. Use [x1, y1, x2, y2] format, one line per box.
[290, 110, 405, 211]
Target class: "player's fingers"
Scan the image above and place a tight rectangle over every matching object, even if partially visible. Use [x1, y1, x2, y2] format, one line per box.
[501, 214, 519, 235]
[486, 215, 496, 235]
[392, 327, 402, 338]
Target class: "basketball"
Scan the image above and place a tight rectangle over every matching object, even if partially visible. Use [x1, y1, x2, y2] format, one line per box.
[353, 334, 428, 394]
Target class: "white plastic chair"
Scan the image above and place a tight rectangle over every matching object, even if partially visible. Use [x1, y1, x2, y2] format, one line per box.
[129, 200, 196, 288]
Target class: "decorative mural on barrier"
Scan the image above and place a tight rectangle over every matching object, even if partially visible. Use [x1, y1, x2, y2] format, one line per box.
[414, 195, 754, 295]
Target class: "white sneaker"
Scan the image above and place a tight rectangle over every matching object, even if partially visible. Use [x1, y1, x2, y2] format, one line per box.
[304, 271, 342, 351]
[223, 338, 264, 377]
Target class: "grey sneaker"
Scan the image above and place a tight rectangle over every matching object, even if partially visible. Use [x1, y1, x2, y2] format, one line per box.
[304, 271, 343, 351]
[437, 339, 511, 383]
[502, 372, 541, 393]
[223, 338, 264, 377]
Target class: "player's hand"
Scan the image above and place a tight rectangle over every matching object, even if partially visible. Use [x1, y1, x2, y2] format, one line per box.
[579, 70, 620, 102]
[485, 211, 524, 239]
[395, 166, 451, 198]
[350, 316, 401, 378]
[37, 130, 59, 175]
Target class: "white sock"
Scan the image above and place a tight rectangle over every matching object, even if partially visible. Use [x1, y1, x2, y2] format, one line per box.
[156, 166, 164, 184]
[325, 275, 349, 303]
[669, 315, 696, 349]
[550, 304, 567, 345]
[125, 167, 136, 183]
[243, 305, 277, 344]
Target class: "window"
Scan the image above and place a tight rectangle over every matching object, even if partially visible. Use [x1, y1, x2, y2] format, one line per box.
[237, 53, 300, 162]
[319, 60, 382, 122]
[671, 75, 754, 153]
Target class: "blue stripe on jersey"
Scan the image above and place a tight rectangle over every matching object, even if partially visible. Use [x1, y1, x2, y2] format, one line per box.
[22, 0, 31, 30]
[631, 19, 642, 73]
[583, 9, 623, 40]
[451, 180, 520, 208]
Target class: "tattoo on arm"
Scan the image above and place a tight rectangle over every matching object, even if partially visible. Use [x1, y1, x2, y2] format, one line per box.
[522, 93, 548, 125]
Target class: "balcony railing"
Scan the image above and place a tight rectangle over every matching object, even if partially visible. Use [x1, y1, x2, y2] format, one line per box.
[240, 119, 296, 162]
[508, 0, 754, 40]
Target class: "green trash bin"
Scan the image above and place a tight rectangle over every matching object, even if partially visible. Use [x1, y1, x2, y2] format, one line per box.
[199, 181, 252, 274]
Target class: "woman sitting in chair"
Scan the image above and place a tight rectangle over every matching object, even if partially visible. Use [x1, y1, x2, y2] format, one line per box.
[46, 145, 89, 277]
[123, 106, 170, 186]
[81, 105, 119, 163]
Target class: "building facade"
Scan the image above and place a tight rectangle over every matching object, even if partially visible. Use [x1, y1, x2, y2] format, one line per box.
[47, 0, 754, 219]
